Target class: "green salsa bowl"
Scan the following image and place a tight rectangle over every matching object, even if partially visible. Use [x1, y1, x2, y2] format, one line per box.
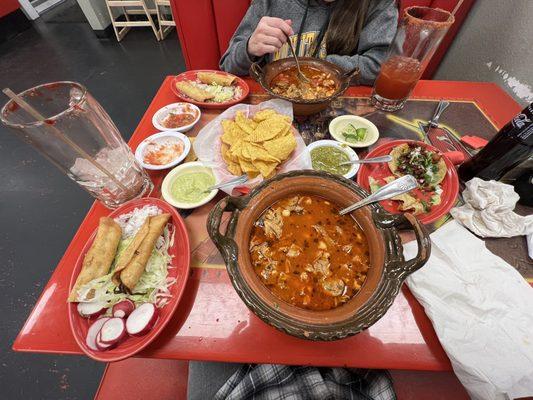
[307, 140, 359, 179]
[162, 161, 218, 209]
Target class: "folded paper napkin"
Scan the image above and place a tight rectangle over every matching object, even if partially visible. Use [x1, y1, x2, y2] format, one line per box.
[404, 221, 533, 400]
[450, 178, 533, 237]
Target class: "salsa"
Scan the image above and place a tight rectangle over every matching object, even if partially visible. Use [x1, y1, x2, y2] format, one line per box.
[162, 112, 195, 129]
[170, 171, 215, 203]
[143, 137, 184, 165]
[250, 195, 370, 311]
[270, 66, 337, 100]
[310, 146, 350, 175]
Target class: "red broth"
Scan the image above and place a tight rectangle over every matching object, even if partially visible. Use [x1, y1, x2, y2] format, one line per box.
[270, 66, 337, 100]
[250, 195, 370, 311]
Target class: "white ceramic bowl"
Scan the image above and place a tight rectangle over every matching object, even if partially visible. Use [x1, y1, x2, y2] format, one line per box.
[161, 161, 218, 209]
[329, 115, 379, 148]
[152, 102, 201, 132]
[307, 140, 360, 179]
[135, 131, 191, 171]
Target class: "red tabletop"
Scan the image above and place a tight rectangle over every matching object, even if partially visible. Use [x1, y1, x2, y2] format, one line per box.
[13, 77, 523, 370]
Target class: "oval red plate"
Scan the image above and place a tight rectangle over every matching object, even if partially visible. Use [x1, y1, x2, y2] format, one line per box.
[357, 139, 459, 225]
[68, 197, 190, 362]
[171, 70, 249, 109]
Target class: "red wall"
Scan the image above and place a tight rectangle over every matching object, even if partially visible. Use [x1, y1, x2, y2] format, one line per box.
[1, 0, 20, 18]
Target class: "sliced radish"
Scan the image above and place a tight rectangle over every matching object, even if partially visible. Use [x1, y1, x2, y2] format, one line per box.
[126, 303, 159, 336]
[86, 317, 110, 351]
[99, 317, 127, 345]
[77, 302, 107, 318]
[96, 330, 117, 351]
[112, 299, 135, 318]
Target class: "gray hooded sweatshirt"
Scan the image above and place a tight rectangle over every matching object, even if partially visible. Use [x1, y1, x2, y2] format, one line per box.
[220, 0, 398, 85]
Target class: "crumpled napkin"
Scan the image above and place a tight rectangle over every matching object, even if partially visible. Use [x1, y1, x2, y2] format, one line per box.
[450, 178, 533, 237]
[404, 220, 533, 400]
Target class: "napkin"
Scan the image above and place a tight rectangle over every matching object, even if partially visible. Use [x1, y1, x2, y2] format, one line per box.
[450, 178, 533, 238]
[404, 221, 533, 400]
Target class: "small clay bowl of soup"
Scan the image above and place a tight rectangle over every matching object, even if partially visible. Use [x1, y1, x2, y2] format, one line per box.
[207, 170, 431, 340]
[152, 102, 201, 133]
[250, 58, 358, 116]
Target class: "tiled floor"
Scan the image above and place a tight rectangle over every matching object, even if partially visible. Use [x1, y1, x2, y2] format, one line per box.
[0, 1, 184, 398]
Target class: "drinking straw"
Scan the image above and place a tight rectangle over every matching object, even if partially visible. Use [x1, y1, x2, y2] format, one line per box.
[2, 88, 129, 192]
[451, 0, 465, 17]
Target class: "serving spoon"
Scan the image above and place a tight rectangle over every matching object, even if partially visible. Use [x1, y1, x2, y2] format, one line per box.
[204, 174, 248, 192]
[338, 155, 392, 167]
[339, 175, 418, 215]
[285, 35, 310, 84]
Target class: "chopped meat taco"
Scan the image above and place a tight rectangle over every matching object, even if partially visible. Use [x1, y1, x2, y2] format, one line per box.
[388, 143, 446, 188]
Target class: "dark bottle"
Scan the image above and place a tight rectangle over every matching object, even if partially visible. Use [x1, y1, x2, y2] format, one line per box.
[458, 103, 533, 182]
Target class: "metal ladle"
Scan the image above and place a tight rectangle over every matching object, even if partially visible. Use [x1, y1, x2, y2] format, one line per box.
[339, 175, 418, 215]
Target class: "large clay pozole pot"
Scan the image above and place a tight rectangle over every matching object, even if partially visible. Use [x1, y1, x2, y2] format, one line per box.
[207, 170, 430, 341]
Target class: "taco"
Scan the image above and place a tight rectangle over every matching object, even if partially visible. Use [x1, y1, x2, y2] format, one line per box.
[388, 143, 446, 188]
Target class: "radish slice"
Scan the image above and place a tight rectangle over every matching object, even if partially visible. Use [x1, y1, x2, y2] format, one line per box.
[126, 303, 159, 336]
[99, 317, 127, 345]
[77, 302, 107, 318]
[86, 317, 110, 351]
[96, 331, 115, 351]
[112, 299, 135, 318]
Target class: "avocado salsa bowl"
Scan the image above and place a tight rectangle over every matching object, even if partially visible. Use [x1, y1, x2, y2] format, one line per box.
[207, 170, 431, 341]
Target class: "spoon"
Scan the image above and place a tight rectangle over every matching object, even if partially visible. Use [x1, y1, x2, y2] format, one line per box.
[338, 175, 418, 215]
[338, 155, 392, 167]
[285, 35, 310, 83]
[204, 174, 248, 192]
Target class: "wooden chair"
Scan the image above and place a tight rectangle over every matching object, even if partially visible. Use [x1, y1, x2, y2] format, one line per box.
[155, 0, 176, 40]
[105, 0, 161, 42]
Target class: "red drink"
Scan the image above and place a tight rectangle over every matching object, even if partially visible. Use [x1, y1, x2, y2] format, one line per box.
[371, 6, 454, 111]
[374, 56, 422, 100]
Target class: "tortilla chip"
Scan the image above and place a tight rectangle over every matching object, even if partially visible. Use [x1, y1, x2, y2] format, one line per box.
[253, 159, 278, 178]
[262, 133, 296, 161]
[218, 108, 295, 179]
[235, 111, 257, 135]
[252, 109, 277, 122]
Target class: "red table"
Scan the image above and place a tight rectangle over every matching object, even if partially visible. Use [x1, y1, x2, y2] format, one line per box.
[13, 78, 523, 370]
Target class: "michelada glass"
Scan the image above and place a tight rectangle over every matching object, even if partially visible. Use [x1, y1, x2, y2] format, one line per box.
[1, 82, 152, 208]
[371, 6, 454, 111]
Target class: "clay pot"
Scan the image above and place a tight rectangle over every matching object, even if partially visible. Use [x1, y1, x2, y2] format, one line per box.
[207, 170, 430, 341]
[249, 58, 358, 116]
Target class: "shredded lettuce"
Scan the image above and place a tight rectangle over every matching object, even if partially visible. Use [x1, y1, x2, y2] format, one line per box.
[75, 225, 176, 309]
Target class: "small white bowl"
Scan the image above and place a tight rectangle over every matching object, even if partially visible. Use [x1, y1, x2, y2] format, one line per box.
[161, 161, 218, 209]
[152, 102, 201, 132]
[329, 115, 379, 148]
[135, 131, 191, 171]
[307, 140, 360, 179]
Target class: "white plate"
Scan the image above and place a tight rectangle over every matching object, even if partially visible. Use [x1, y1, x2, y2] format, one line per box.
[161, 161, 218, 209]
[307, 140, 359, 179]
[329, 115, 379, 148]
[152, 102, 201, 132]
[135, 131, 191, 171]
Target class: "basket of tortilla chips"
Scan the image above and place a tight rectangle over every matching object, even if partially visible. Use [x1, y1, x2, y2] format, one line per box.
[193, 99, 311, 194]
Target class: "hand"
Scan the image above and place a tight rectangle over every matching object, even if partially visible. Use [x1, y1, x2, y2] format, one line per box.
[247, 17, 294, 57]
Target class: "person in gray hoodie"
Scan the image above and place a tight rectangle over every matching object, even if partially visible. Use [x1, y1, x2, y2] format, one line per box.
[220, 0, 398, 85]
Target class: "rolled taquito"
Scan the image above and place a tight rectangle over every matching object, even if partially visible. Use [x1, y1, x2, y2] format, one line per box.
[197, 71, 235, 86]
[113, 213, 171, 292]
[68, 217, 122, 302]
